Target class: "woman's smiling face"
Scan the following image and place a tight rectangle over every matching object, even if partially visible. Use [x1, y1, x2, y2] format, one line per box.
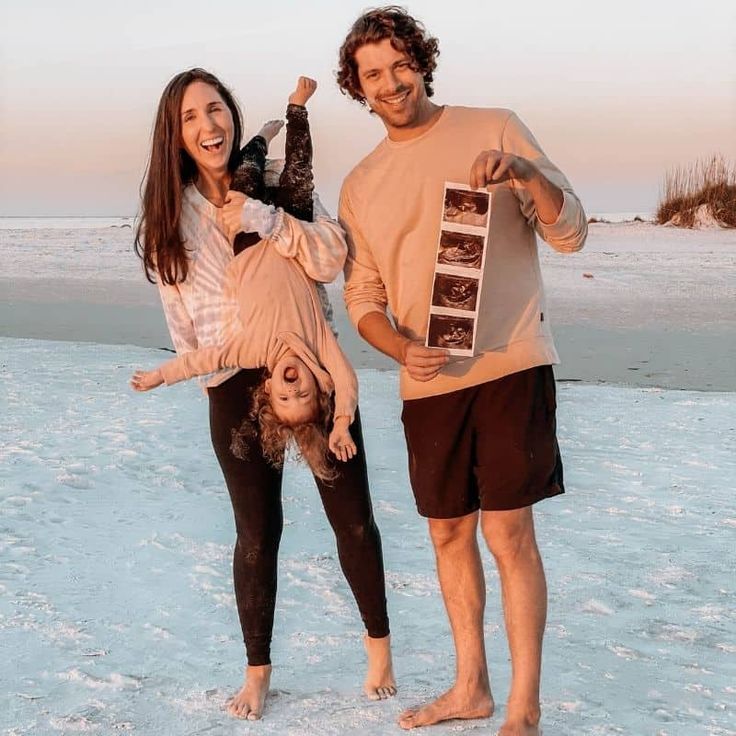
[179, 80, 235, 179]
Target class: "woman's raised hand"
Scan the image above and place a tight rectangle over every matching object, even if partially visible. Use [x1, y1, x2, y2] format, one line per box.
[217, 191, 248, 243]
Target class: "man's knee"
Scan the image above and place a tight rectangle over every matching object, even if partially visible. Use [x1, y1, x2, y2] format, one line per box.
[428, 513, 478, 551]
[481, 508, 538, 563]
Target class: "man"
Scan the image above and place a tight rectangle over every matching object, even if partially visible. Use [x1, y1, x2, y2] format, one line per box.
[336, 7, 587, 735]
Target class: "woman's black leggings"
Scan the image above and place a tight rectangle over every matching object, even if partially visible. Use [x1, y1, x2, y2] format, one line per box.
[208, 368, 390, 666]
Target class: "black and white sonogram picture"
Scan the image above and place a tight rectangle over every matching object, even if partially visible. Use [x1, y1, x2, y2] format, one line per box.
[427, 314, 475, 353]
[437, 230, 485, 269]
[442, 188, 490, 228]
[431, 273, 479, 312]
[426, 182, 492, 356]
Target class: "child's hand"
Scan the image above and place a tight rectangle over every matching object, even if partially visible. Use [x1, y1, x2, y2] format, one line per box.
[329, 418, 357, 463]
[130, 368, 164, 392]
[288, 77, 317, 107]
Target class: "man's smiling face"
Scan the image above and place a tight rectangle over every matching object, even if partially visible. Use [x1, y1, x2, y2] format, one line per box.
[355, 38, 429, 134]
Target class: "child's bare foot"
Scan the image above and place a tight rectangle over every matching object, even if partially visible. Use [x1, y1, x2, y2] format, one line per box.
[226, 664, 271, 720]
[288, 76, 317, 107]
[364, 634, 397, 701]
[256, 120, 283, 146]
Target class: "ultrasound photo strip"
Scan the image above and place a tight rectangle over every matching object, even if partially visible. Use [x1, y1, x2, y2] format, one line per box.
[431, 272, 480, 311]
[442, 185, 490, 230]
[426, 181, 492, 357]
[437, 231, 484, 270]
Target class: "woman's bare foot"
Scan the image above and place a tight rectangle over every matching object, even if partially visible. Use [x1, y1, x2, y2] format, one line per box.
[226, 664, 271, 720]
[363, 634, 397, 700]
[288, 76, 317, 107]
[256, 120, 284, 146]
[398, 683, 494, 730]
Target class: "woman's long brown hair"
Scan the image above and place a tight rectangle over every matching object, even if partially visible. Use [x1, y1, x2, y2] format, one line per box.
[134, 68, 244, 284]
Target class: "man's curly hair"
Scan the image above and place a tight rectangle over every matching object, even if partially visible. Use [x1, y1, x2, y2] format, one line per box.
[336, 6, 440, 105]
[230, 380, 338, 483]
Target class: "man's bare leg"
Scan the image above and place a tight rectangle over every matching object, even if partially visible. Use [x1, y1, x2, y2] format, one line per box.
[226, 664, 271, 720]
[482, 507, 545, 736]
[399, 512, 494, 729]
[364, 634, 397, 700]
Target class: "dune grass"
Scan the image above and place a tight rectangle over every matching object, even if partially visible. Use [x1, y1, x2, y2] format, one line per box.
[656, 155, 736, 228]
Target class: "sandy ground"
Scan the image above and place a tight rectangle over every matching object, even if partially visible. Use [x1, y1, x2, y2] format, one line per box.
[2, 225, 734, 735]
[2, 339, 735, 735]
[1, 222, 734, 390]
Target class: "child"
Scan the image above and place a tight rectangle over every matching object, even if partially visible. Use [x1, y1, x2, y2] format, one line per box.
[131, 78, 357, 479]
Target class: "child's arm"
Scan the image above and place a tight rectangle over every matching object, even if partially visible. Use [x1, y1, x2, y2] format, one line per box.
[315, 302, 360, 461]
[130, 335, 255, 390]
[317, 320, 358, 425]
[161, 336, 253, 385]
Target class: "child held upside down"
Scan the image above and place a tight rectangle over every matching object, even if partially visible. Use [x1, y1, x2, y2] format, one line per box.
[131, 77, 358, 477]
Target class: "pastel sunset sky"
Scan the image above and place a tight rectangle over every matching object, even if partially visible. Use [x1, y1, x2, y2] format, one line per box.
[1, 0, 734, 216]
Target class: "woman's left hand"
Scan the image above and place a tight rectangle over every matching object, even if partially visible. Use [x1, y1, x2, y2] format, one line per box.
[217, 190, 248, 243]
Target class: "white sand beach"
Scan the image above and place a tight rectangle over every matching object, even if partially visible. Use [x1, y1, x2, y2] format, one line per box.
[2, 339, 735, 735]
[1, 221, 735, 735]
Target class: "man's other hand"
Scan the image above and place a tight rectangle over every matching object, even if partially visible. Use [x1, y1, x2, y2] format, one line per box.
[400, 340, 450, 382]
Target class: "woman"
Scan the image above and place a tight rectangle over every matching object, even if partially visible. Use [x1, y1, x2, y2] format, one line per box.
[134, 68, 395, 720]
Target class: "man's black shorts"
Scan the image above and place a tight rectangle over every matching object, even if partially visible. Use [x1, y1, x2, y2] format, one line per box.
[400, 365, 564, 518]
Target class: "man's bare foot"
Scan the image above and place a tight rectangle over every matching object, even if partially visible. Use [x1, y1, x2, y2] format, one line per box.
[497, 707, 542, 735]
[497, 722, 542, 736]
[226, 664, 271, 720]
[288, 76, 317, 107]
[363, 634, 397, 700]
[398, 684, 494, 730]
[256, 120, 283, 146]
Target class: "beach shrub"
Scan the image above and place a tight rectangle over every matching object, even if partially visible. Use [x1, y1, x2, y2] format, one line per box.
[656, 155, 736, 228]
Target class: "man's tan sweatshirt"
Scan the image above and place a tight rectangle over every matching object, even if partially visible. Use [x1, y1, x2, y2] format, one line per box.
[339, 106, 587, 400]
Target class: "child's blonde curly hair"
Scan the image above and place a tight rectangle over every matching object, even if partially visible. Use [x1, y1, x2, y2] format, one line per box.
[230, 380, 338, 483]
